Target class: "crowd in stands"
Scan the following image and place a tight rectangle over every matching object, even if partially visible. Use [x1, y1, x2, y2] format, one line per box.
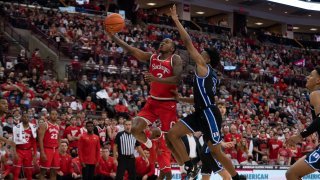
[1, 1, 320, 179]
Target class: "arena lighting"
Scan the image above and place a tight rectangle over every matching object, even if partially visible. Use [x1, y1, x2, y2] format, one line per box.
[196, 11, 205, 14]
[255, 22, 264, 25]
[310, 28, 318, 31]
[267, 0, 320, 11]
[147, 3, 156, 6]
[293, 26, 300, 29]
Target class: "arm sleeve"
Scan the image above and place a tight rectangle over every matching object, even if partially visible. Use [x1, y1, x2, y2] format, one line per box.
[300, 117, 320, 138]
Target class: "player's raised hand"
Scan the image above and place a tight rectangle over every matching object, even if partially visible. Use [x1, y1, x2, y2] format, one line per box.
[170, 5, 179, 21]
[144, 72, 156, 83]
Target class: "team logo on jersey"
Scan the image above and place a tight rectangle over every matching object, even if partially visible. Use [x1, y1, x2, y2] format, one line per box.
[152, 64, 170, 74]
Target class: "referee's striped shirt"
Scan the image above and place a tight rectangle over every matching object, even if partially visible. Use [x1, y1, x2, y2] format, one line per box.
[115, 131, 140, 156]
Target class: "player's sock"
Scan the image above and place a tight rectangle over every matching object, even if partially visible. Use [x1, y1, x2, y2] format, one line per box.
[144, 138, 152, 148]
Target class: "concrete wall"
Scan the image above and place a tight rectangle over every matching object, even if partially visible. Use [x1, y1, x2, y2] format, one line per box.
[11, 28, 67, 80]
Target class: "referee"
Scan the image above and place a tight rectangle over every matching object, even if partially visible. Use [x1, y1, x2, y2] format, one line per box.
[113, 120, 149, 180]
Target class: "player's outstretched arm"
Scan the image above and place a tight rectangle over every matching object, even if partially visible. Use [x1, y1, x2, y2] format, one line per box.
[288, 91, 320, 146]
[107, 32, 152, 63]
[170, 5, 208, 77]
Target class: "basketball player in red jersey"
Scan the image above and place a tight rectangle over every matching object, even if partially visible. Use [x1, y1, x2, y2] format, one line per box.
[107, 32, 183, 148]
[149, 127, 172, 180]
[38, 110, 60, 180]
[12, 113, 37, 180]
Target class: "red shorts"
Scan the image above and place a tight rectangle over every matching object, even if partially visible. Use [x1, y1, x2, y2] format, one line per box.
[39, 147, 60, 169]
[137, 98, 177, 132]
[157, 148, 172, 173]
[14, 148, 33, 168]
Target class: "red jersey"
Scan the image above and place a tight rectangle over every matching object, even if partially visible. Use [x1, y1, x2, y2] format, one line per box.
[135, 156, 155, 177]
[278, 147, 292, 158]
[95, 156, 117, 176]
[43, 121, 60, 148]
[65, 126, 81, 148]
[237, 149, 248, 163]
[59, 153, 73, 175]
[224, 133, 242, 143]
[16, 126, 37, 151]
[97, 126, 106, 143]
[78, 133, 101, 165]
[268, 139, 283, 159]
[149, 54, 177, 100]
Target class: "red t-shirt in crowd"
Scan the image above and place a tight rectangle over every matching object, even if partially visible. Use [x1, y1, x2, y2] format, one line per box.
[237, 148, 248, 163]
[268, 139, 283, 159]
[224, 133, 242, 143]
[65, 125, 81, 148]
[278, 147, 292, 163]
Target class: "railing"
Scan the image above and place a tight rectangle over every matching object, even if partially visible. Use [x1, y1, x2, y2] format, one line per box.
[2, 20, 29, 51]
[29, 25, 61, 55]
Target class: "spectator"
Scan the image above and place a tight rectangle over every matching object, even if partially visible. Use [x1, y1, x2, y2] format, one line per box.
[135, 149, 156, 180]
[267, 133, 282, 164]
[70, 98, 83, 111]
[82, 96, 97, 113]
[71, 149, 82, 179]
[65, 117, 81, 150]
[240, 155, 258, 165]
[57, 141, 73, 180]
[95, 147, 117, 180]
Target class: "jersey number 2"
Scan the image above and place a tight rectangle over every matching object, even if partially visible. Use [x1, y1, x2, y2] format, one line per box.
[157, 73, 163, 78]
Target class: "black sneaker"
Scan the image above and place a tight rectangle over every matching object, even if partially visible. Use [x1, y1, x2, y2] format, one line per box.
[189, 165, 200, 180]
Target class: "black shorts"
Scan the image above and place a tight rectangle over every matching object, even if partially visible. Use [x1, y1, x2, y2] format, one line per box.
[200, 145, 223, 175]
[305, 144, 320, 172]
[181, 106, 222, 145]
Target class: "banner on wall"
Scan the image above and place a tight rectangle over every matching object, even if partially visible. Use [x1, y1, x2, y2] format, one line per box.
[155, 165, 320, 180]
[183, 4, 190, 12]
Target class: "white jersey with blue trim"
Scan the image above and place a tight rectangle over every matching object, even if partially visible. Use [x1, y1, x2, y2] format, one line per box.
[193, 64, 220, 110]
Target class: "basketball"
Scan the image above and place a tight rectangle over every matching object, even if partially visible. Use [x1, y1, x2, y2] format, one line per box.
[104, 13, 125, 33]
